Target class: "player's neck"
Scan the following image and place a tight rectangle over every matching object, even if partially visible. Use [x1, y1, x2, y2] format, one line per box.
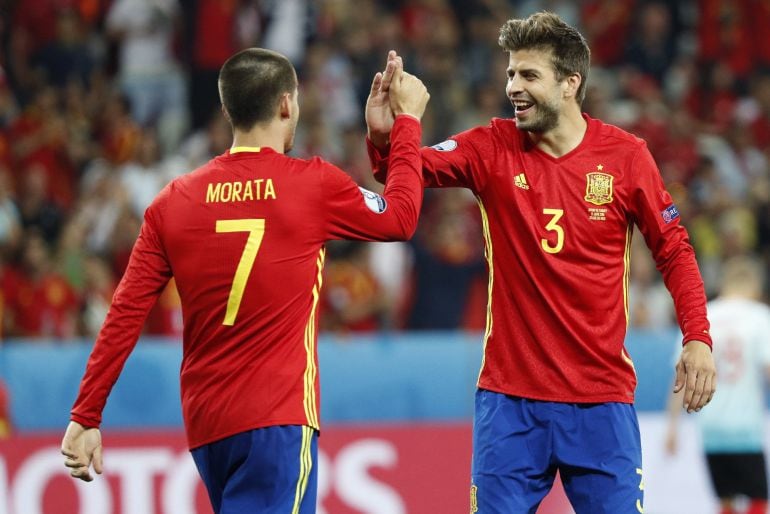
[231, 121, 287, 154]
[526, 107, 587, 158]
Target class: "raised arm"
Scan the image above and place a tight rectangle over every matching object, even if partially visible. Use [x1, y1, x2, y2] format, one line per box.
[324, 60, 430, 241]
[365, 51, 488, 192]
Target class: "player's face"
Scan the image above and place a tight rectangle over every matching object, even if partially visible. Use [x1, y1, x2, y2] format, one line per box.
[505, 49, 564, 133]
[285, 87, 299, 152]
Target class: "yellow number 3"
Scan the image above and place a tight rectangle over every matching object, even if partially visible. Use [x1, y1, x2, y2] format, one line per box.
[216, 219, 266, 326]
[541, 208, 564, 254]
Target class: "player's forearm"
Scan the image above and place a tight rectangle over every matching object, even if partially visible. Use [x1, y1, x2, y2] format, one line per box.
[367, 128, 390, 152]
[656, 241, 712, 348]
[377, 115, 423, 239]
[71, 228, 171, 426]
[70, 294, 151, 427]
[366, 136, 390, 185]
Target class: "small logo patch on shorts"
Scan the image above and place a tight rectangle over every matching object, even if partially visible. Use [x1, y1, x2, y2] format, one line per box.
[470, 484, 478, 513]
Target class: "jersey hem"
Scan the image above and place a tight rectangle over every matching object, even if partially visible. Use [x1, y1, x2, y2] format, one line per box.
[187, 418, 320, 450]
[477, 383, 635, 405]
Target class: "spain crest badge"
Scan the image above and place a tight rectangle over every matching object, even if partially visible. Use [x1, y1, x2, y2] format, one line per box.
[584, 172, 614, 205]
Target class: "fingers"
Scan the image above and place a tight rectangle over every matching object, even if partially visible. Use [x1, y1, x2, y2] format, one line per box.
[370, 71, 383, 94]
[682, 362, 698, 411]
[63, 450, 93, 481]
[707, 373, 716, 404]
[380, 53, 402, 93]
[63, 456, 87, 469]
[681, 367, 716, 413]
[70, 466, 93, 482]
[61, 447, 77, 460]
[688, 371, 708, 412]
[93, 445, 104, 475]
[61, 445, 85, 468]
[691, 372, 716, 412]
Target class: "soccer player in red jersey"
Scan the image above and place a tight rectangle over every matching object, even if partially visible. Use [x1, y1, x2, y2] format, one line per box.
[60, 48, 429, 513]
[366, 13, 716, 514]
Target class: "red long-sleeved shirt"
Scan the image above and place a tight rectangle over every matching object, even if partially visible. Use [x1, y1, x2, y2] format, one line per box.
[72, 116, 423, 448]
[369, 114, 711, 403]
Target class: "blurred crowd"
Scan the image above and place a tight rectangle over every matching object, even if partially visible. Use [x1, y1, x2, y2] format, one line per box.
[0, 0, 768, 340]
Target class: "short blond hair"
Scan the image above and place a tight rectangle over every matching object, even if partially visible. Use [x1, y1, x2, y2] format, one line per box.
[720, 255, 765, 298]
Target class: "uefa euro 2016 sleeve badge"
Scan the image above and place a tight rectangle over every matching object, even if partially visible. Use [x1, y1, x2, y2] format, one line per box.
[584, 171, 614, 206]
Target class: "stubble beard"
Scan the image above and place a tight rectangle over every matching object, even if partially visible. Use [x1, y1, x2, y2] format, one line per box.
[514, 100, 560, 133]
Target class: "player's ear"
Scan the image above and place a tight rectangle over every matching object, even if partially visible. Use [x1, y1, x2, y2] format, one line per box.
[279, 92, 292, 121]
[563, 72, 581, 100]
[221, 105, 232, 124]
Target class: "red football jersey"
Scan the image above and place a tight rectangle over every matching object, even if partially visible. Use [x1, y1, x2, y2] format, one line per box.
[369, 114, 711, 403]
[71, 116, 423, 448]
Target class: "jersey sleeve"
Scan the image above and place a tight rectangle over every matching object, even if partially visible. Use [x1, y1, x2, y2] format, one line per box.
[70, 188, 173, 428]
[323, 115, 423, 241]
[629, 144, 713, 348]
[366, 124, 491, 192]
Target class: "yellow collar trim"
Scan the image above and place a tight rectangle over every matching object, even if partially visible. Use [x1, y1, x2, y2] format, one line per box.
[230, 146, 261, 154]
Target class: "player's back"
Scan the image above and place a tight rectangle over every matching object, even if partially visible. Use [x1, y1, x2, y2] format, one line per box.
[155, 148, 332, 447]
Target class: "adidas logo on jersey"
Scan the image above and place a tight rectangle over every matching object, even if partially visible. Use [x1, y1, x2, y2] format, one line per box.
[514, 173, 530, 190]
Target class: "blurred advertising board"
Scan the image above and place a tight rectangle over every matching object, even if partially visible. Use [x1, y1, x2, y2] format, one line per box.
[0, 424, 579, 514]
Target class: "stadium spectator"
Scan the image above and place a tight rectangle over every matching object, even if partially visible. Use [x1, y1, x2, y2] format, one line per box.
[105, 0, 189, 152]
[404, 189, 486, 330]
[78, 253, 115, 338]
[16, 163, 64, 246]
[321, 241, 386, 333]
[6, 230, 79, 338]
[187, 0, 244, 131]
[0, 165, 21, 251]
[623, 2, 678, 85]
[31, 8, 96, 90]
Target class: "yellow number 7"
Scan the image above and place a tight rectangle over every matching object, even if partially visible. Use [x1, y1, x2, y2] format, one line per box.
[216, 219, 266, 326]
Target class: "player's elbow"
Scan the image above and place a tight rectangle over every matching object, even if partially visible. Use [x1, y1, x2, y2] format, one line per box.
[373, 169, 387, 185]
[380, 207, 419, 241]
[383, 219, 417, 241]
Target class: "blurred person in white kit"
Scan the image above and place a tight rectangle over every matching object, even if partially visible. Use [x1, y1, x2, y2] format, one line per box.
[666, 255, 770, 514]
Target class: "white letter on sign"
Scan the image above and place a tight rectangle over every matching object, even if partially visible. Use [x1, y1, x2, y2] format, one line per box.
[335, 439, 405, 514]
[108, 449, 173, 514]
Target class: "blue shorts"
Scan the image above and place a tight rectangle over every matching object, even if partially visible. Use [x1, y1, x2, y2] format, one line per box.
[471, 389, 643, 514]
[191, 425, 318, 514]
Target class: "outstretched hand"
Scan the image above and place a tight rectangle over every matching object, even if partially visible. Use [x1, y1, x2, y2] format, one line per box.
[61, 420, 104, 482]
[673, 340, 716, 413]
[365, 50, 402, 149]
